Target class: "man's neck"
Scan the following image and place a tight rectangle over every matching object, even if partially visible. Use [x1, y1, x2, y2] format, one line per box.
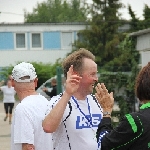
[17, 90, 38, 101]
[73, 92, 88, 100]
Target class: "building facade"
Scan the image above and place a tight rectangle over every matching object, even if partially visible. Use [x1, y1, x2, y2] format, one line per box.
[130, 28, 150, 68]
[0, 23, 87, 67]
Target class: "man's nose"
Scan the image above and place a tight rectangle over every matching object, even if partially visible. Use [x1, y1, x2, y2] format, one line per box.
[94, 75, 98, 82]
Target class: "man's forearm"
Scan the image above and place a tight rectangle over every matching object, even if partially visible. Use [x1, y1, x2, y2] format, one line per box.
[42, 91, 71, 133]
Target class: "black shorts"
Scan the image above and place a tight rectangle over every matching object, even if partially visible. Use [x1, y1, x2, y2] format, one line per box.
[4, 103, 14, 114]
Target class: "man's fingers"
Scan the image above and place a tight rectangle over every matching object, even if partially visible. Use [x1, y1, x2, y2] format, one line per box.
[70, 78, 81, 84]
[96, 83, 102, 90]
[110, 92, 113, 97]
[95, 83, 103, 94]
[95, 93, 100, 100]
[67, 65, 74, 77]
[101, 83, 108, 94]
[110, 92, 114, 103]
[95, 93, 103, 104]
[95, 83, 108, 96]
[95, 86, 100, 94]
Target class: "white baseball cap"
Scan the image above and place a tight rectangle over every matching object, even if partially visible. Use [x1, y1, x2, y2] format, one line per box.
[12, 62, 37, 82]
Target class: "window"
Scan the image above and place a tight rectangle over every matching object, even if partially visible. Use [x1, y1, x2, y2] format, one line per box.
[31, 33, 42, 48]
[15, 33, 27, 50]
[16, 33, 25, 48]
[61, 32, 73, 49]
[77, 32, 84, 42]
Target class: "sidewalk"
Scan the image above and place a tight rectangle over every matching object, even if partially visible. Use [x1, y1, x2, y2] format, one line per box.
[0, 102, 18, 150]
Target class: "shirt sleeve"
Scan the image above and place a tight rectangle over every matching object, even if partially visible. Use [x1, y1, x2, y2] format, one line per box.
[44, 95, 61, 118]
[45, 94, 68, 123]
[13, 104, 34, 145]
[44, 86, 57, 98]
[97, 114, 143, 150]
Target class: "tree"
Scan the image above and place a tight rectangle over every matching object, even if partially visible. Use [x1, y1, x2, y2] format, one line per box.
[128, 5, 142, 32]
[128, 4, 150, 32]
[99, 36, 140, 123]
[74, 0, 125, 67]
[142, 4, 150, 29]
[24, 0, 87, 23]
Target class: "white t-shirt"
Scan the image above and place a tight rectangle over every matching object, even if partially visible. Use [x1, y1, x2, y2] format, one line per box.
[48, 94, 103, 150]
[0, 86, 16, 103]
[11, 94, 53, 150]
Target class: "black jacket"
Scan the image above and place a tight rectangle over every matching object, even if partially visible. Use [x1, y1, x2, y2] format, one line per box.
[44, 85, 57, 98]
[96, 107, 150, 150]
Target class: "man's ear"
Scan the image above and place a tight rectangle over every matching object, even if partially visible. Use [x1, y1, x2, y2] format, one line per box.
[34, 78, 38, 88]
[11, 79, 15, 87]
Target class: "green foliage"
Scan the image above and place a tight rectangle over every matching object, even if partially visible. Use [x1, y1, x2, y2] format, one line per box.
[128, 4, 150, 32]
[24, 0, 87, 23]
[112, 96, 129, 119]
[74, 0, 125, 66]
[143, 4, 150, 29]
[97, 35, 140, 125]
[31, 62, 55, 88]
[102, 35, 139, 72]
[127, 5, 143, 32]
[99, 71, 130, 125]
[0, 60, 62, 89]
[0, 66, 14, 81]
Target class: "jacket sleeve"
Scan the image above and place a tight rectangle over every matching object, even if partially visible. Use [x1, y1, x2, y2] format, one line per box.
[96, 114, 142, 150]
[44, 90, 51, 96]
[44, 86, 57, 98]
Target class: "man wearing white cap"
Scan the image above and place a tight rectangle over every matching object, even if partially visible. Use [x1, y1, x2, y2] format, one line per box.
[10, 62, 52, 150]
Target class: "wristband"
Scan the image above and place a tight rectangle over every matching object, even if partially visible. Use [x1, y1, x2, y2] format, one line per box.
[103, 112, 111, 116]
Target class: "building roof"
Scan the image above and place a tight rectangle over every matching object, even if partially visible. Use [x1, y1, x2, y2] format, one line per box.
[0, 22, 88, 26]
[129, 28, 150, 37]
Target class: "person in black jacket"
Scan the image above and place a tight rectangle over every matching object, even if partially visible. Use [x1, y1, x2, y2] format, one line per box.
[95, 62, 150, 150]
[42, 78, 57, 98]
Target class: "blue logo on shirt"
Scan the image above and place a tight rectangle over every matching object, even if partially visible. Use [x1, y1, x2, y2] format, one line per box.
[76, 114, 102, 129]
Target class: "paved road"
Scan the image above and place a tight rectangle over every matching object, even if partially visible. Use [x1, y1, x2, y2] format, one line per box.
[0, 102, 18, 150]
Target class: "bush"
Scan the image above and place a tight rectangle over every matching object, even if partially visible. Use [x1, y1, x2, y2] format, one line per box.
[0, 60, 62, 89]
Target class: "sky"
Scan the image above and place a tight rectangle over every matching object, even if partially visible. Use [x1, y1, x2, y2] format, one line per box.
[0, 0, 149, 23]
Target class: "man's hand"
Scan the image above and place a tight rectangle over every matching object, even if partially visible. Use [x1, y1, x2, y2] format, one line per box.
[65, 65, 82, 96]
[95, 83, 114, 113]
[42, 87, 48, 92]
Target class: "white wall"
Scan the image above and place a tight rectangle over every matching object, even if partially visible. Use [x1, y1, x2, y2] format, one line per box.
[136, 33, 150, 51]
[0, 23, 87, 32]
[0, 50, 69, 67]
[141, 51, 150, 67]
